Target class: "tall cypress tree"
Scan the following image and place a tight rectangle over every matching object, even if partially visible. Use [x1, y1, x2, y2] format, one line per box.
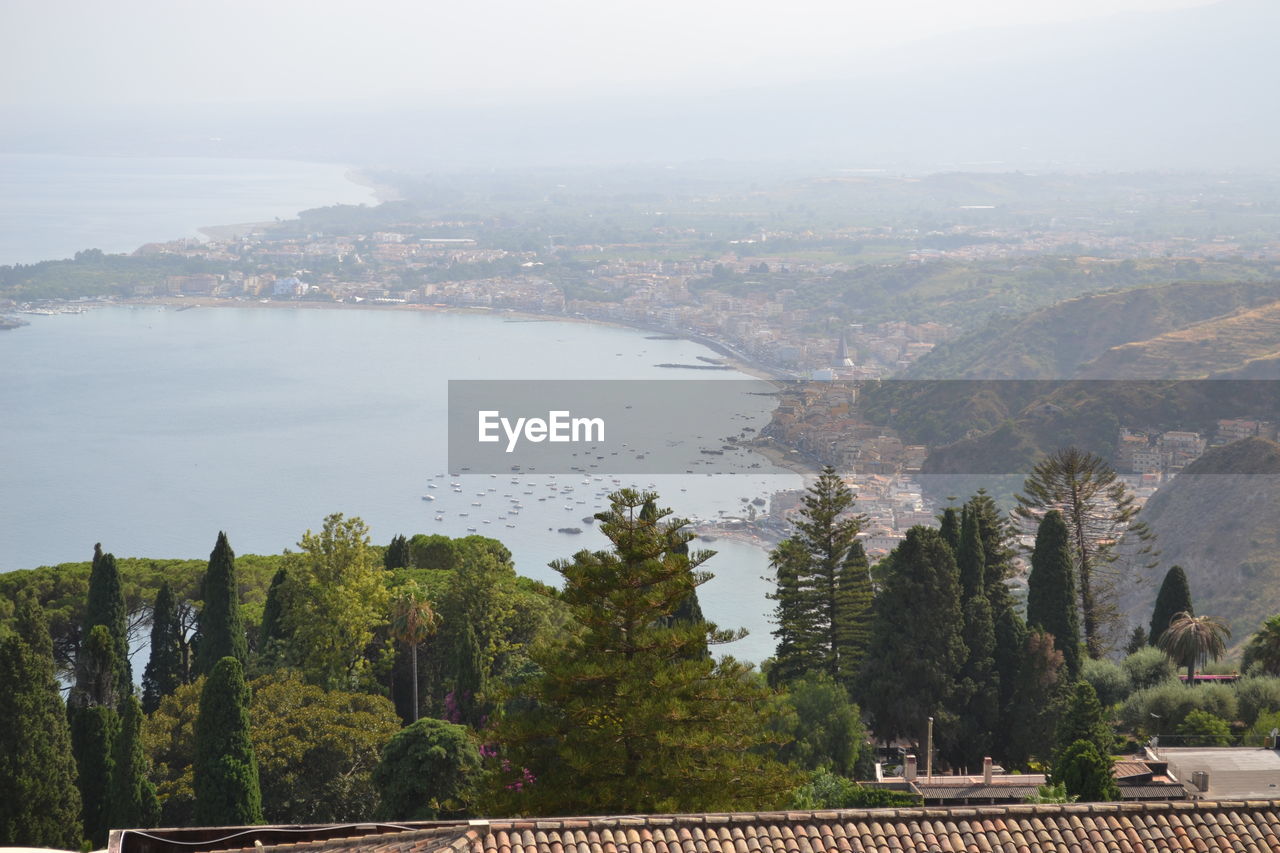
[1027, 510, 1081, 681]
[859, 527, 967, 748]
[110, 696, 160, 831]
[194, 532, 248, 676]
[950, 506, 999, 771]
[938, 507, 960, 552]
[1149, 565, 1193, 648]
[257, 568, 289, 666]
[74, 544, 131, 706]
[142, 582, 185, 714]
[70, 624, 121, 846]
[193, 657, 262, 827]
[384, 534, 412, 570]
[0, 594, 83, 848]
[71, 703, 119, 847]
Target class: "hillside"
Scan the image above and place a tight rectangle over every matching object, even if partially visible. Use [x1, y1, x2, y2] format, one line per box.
[906, 280, 1280, 380]
[1119, 437, 1280, 648]
[1077, 300, 1280, 379]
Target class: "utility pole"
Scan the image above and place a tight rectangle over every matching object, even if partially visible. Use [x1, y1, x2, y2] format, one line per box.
[926, 716, 934, 781]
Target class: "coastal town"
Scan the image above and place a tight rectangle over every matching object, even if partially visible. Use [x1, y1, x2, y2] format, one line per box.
[6, 198, 1277, 574]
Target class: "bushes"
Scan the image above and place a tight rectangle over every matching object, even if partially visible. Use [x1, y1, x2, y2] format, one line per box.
[1122, 647, 1177, 691]
[1176, 710, 1232, 747]
[1120, 682, 1238, 735]
[1082, 658, 1130, 707]
[1235, 676, 1280, 727]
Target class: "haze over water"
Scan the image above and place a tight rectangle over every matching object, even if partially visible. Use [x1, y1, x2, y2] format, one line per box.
[0, 306, 799, 662]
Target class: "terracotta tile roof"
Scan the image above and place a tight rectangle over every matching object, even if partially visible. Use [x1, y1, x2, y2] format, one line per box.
[113, 800, 1280, 853]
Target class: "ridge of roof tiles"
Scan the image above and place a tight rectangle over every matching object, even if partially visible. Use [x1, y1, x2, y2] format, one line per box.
[189, 800, 1280, 853]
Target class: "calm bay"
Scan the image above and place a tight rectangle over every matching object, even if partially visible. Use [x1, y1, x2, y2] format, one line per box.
[0, 305, 798, 661]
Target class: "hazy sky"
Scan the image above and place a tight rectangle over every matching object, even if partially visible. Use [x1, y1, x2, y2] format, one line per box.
[3, 0, 1222, 109]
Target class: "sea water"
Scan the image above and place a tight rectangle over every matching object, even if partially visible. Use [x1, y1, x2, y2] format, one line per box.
[0, 306, 799, 661]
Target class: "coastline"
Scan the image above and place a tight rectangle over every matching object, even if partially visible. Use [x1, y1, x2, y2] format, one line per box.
[103, 294, 821, 482]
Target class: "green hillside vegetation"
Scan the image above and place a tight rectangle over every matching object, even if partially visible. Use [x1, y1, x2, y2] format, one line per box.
[1121, 437, 1280, 647]
[907, 280, 1280, 379]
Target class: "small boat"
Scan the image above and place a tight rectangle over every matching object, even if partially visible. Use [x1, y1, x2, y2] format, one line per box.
[421, 495, 435, 501]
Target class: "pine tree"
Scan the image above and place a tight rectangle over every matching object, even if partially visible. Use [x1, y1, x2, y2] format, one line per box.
[142, 583, 185, 714]
[859, 527, 967, 748]
[491, 489, 797, 815]
[1027, 510, 1082, 681]
[384, 534, 412, 570]
[1149, 565, 1193, 648]
[833, 540, 873, 687]
[110, 696, 160, 830]
[194, 532, 248, 676]
[0, 594, 83, 848]
[74, 544, 131, 706]
[1126, 626, 1149, 655]
[71, 703, 119, 847]
[768, 540, 818, 687]
[767, 467, 869, 692]
[1014, 447, 1153, 659]
[193, 657, 262, 827]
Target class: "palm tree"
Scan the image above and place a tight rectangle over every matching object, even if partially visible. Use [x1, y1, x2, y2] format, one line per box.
[389, 583, 439, 721]
[1242, 614, 1280, 676]
[1158, 611, 1230, 686]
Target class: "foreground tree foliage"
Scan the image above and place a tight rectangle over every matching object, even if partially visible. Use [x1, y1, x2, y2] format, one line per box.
[1052, 739, 1120, 802]
[280, 513, 390, 689]
[770, 672, 868, 778]
[0, 594, 83, 848]
[860, 527, 966, 750]
[489, 490, 797, 815]
[373, 717, 481, 820]
[146, 671, 401, 826]
[1243, 614, 1280, 676]
[789, 769, 922, 809]
[1003, 629, 1071, 769]
[193, 657, 262, 827]
[250, 672, 401, 823]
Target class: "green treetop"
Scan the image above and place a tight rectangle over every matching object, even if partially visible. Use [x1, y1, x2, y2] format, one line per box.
[194, 532, 248, 676]
[0, 593, 83, 848]
[142, 582, 186, 713]
[73, 544, 131, 706]
[109, 695, 160, 831]
[490, 489, 797, 816]
[768, 466, 871, 693]
[1027, 510, 1082, 681]
[1149, 565, 1193, 648]
[193, 657, 262, 827]
[859, 526, 967, 748]
[280, 514, 390, 689]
